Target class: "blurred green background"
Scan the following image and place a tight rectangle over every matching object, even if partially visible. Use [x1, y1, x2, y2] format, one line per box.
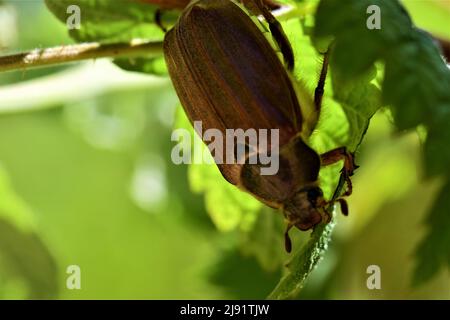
[0, 0, 449, 299]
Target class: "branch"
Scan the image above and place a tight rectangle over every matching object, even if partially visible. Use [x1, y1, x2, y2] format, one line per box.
[0, 40, 164, 73]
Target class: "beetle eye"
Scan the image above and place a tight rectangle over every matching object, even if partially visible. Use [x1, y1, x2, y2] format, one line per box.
[306, 187, 323, 202]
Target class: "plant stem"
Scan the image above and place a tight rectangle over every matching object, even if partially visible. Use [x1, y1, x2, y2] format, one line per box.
[0, 40, 164, 73]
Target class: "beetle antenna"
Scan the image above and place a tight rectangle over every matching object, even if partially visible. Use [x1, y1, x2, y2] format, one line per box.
[284, 224, 293, 253]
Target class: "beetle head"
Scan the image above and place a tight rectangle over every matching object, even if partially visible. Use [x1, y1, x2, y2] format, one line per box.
[282, 186, 327, 252]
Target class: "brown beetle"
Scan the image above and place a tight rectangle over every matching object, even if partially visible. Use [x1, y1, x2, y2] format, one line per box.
[164, 0, 356, 252]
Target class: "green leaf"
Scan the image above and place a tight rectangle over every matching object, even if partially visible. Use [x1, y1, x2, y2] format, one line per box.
[262, 9, 382, 298]
[174, 107, 263, 233]
[239, 207, 285, 272]
[113, 56, 168, 75]
[44, 0, 160, 42]
[329, 65, 382, 150]
[315, 0, 413, 79]
[314, 0, 450, 286]
[44, 0, 171, 74]
[425, 111, 450, 177]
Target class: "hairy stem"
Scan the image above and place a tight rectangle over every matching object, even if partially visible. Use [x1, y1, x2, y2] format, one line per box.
[0, 40, 164, 73]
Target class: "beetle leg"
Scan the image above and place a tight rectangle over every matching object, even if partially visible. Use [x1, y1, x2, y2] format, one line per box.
[336, 198, 349, 216]
[314, 49, 330, 116]
[320, 147, 358, 196]
[250, 0, 295, 71]
[154, 9, 168, 33]
[303, 49, 330, 135]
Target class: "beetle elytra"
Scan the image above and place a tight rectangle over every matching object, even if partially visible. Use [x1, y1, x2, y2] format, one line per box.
[164, 0, 357, 252]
